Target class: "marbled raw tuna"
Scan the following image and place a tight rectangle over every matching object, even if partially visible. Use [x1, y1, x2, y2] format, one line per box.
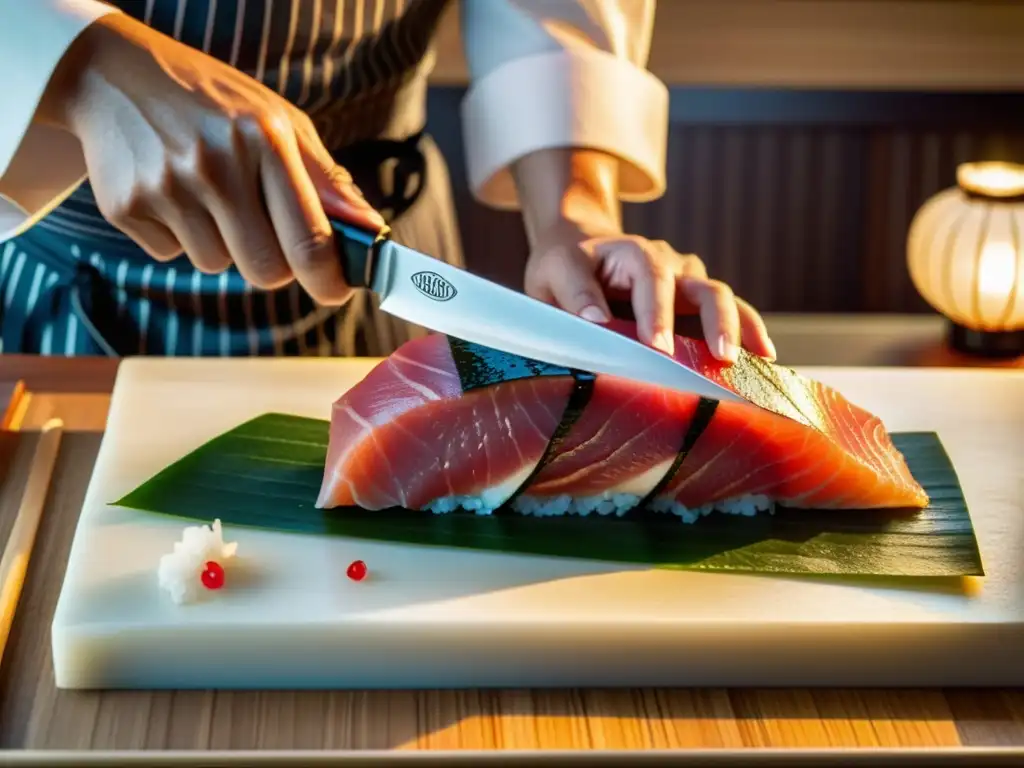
[315, 321, 928, 519]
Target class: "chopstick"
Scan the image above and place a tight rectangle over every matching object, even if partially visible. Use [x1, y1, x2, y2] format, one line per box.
[0, 418, 64, 667]
[0, 379, 26, 431]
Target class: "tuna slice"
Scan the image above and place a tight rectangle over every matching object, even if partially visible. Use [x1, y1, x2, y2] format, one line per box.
[315, 320, 928, 520]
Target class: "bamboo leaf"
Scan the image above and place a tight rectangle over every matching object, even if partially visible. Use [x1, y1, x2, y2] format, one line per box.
[114, 413, 984, 579]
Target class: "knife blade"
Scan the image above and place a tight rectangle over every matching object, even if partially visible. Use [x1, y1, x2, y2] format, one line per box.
[331, 217, 746, 404]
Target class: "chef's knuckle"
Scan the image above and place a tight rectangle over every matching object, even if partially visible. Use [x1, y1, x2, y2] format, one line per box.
[246, 252, 292, 288]
[739, 296, 766, 323]
[325, 164, 353, 188]
[190, 256, 230, 275]
[97, 202, 129, 229]
[148, 246, 180, 264]
[97, 190, 142, 227]
[707, 279, 735, 301]
[184, 136, 223, 186]
[287, 228, 335, 269]
[646, 256, 672, 284]
[265, 109, 295, 148]
[623, 239, 646, 259]
[569, 287, 601, 309]
[682, 253, 705, 270]
[234, 110, 285, 151]
[153, 162, 188, 204]
[290, 109, 320, 142]
[621, 247, 651, 277]
[232, 112, 264, 143]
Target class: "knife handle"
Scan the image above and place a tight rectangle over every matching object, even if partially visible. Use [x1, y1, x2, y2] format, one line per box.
[330, 216, 391, 289]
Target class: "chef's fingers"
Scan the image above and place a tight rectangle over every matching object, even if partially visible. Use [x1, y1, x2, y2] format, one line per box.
[600, 241, 676, 354]
[584, 238, 677, 354]
[94, 177, 188, 264]
[295, 119, 387, 233]
[158, 205, 234, 275]
[738, 297, 777, 360]
[113, 216, 184, 264]
[207, 180, 291, 282]
[309, 163, 387, 232]
[660, 246, 708, 315]
[664, 247, 774, 359]
[676, 251, 709, 281]
[181, 132, 292, 281]
[542, 246, 614, 324]
[258, 120, 353, 306]
[678, 276, 741, 363]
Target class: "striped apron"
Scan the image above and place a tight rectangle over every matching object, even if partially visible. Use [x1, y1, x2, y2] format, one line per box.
[0, 0, 463, 358]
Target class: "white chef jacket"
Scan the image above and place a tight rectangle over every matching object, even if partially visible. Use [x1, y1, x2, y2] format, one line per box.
[0, 0, 669, 244]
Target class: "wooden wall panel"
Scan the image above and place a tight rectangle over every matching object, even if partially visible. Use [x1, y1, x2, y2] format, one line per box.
[425, 88, 1024, 314]
[624, 125, 1023, 313]
[430, 0, 1024, 91]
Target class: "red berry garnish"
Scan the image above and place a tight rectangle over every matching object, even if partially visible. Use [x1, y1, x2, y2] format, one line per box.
[346, 559, 367, 581]
[201, 560, 225, 590]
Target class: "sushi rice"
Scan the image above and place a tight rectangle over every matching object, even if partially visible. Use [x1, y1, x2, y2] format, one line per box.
[425, 492, 776, 523]
[420, 456, 778, 522]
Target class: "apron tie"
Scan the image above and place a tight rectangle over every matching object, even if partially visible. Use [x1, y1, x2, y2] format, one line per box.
[0, 246, 132, 356]
[333, 130, 427, 224]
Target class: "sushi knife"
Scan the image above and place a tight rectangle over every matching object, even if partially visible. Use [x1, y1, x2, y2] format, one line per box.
[330, 216, 747, 404]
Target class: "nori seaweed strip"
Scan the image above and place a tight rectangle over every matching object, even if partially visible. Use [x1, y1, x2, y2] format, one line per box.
[501, 369, 596, 510]
[635, 397, 719, 511]
[444, 336, 596, 511]
[447, 336, 573, 390]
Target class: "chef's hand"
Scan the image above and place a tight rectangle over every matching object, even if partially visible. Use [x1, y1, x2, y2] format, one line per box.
[36, 12, 384, 306]
[525, 215, 776, 364]
[515, 148, 774, 364]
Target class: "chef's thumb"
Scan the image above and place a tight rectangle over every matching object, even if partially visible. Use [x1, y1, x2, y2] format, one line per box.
[549, 257, 614, 325]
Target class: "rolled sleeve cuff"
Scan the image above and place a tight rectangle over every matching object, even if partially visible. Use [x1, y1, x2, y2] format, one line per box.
[0, 0, 117, 239]
[0, 125, 87, 241]
[460, 47, 669, 210]
[0, 0, 118, 179]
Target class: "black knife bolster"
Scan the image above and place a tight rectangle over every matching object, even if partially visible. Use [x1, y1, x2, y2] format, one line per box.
[333, 220, 391, 289]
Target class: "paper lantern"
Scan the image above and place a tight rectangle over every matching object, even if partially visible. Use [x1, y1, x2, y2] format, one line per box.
[907, 161, 1024, 357]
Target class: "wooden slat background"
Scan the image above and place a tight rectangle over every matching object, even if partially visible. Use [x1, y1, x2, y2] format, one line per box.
[429, 0, 1024, 91]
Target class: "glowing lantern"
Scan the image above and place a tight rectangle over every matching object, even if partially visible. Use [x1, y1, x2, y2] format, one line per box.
[907, 161, 1024, 357]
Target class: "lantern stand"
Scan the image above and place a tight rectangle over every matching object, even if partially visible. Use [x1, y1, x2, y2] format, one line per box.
[948, 323, 1024, 359]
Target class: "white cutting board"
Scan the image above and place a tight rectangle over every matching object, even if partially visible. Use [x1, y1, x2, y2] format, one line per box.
[51, 358, 1024, 689]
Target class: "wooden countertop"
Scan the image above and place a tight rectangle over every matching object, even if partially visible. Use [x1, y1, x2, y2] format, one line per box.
[0, 313, 1022, 763]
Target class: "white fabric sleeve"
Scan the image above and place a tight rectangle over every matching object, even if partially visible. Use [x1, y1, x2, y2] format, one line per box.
[459, 0, 668, 210]
[0, 0, 122, 241]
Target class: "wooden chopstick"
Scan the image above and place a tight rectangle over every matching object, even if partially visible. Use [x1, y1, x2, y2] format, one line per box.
[0, 379, 27, 431]
[0, 418, 64, 668]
